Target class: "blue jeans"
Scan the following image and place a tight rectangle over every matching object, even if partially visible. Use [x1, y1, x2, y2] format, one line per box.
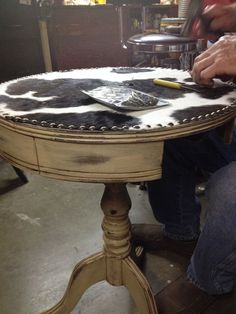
[188, 162, 236, 295]
[147, 127, 236, 294]
[147, 128, 236, 240]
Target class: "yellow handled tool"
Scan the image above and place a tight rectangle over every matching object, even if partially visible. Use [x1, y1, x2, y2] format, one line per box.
[153, 78, 200, 92]
[153, 79, 182, 90]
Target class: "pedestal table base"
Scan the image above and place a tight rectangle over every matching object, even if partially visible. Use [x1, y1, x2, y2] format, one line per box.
[41, 183, 157, 314]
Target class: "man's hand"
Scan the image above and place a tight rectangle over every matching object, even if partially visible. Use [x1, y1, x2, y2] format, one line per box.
[191, 35, 236, 85]
[195, 4, 236, 38]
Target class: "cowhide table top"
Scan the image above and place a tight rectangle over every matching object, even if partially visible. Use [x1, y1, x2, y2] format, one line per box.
[0, 67, 235, 132]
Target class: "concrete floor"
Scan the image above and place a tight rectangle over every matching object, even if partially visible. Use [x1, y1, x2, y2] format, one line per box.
[0, 159, 192, 314]
[1, 19, 235, 311]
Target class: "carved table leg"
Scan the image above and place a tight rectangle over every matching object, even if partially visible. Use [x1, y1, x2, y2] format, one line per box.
[41, 183, 157, 314]
[41, 252, 106, 314]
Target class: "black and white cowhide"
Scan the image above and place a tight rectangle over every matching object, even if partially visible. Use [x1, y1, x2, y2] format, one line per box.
[0, 67, 235, 131]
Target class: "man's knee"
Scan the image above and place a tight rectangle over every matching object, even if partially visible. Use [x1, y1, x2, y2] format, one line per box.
[207, 162, 236, 214]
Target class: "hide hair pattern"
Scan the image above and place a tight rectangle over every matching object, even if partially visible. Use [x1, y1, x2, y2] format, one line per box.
[0, 67, 235, 131]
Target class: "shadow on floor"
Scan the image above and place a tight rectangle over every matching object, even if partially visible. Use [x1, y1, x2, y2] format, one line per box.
[0, 177, 26, 196]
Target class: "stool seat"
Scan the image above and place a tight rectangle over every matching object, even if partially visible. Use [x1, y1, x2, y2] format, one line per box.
[127, 33, 198, 53]
[127, 33, 205, 69]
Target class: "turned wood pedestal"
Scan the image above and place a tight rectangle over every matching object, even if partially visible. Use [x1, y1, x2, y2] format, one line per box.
[42, 183, 157, 314]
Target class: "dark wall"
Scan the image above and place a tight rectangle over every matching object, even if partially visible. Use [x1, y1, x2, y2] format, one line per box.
[47, 6, 130, 70]
[0, 3, 45, 83]
[0, 3, 177, 82]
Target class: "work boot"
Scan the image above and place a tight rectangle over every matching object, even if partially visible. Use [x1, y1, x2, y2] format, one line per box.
[155, 275, 216, 314]
[131, 224, 198, 259]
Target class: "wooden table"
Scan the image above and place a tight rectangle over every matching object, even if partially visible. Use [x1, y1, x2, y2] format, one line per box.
[0, 67, 235, 314]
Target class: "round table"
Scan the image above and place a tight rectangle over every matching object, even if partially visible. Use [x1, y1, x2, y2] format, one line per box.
[0, 67, 235, 314]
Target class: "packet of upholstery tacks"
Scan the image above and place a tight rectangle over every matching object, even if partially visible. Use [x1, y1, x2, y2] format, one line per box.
[81, 85, 170, 111]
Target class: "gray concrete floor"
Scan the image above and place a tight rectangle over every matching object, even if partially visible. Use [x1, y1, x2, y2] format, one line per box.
[0, 159, 188, 314]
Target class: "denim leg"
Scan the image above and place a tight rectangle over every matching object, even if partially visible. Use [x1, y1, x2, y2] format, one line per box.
[187, 162, 236, 295]
[147, 128, 236, 240]
[147, 137, 201, 240]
